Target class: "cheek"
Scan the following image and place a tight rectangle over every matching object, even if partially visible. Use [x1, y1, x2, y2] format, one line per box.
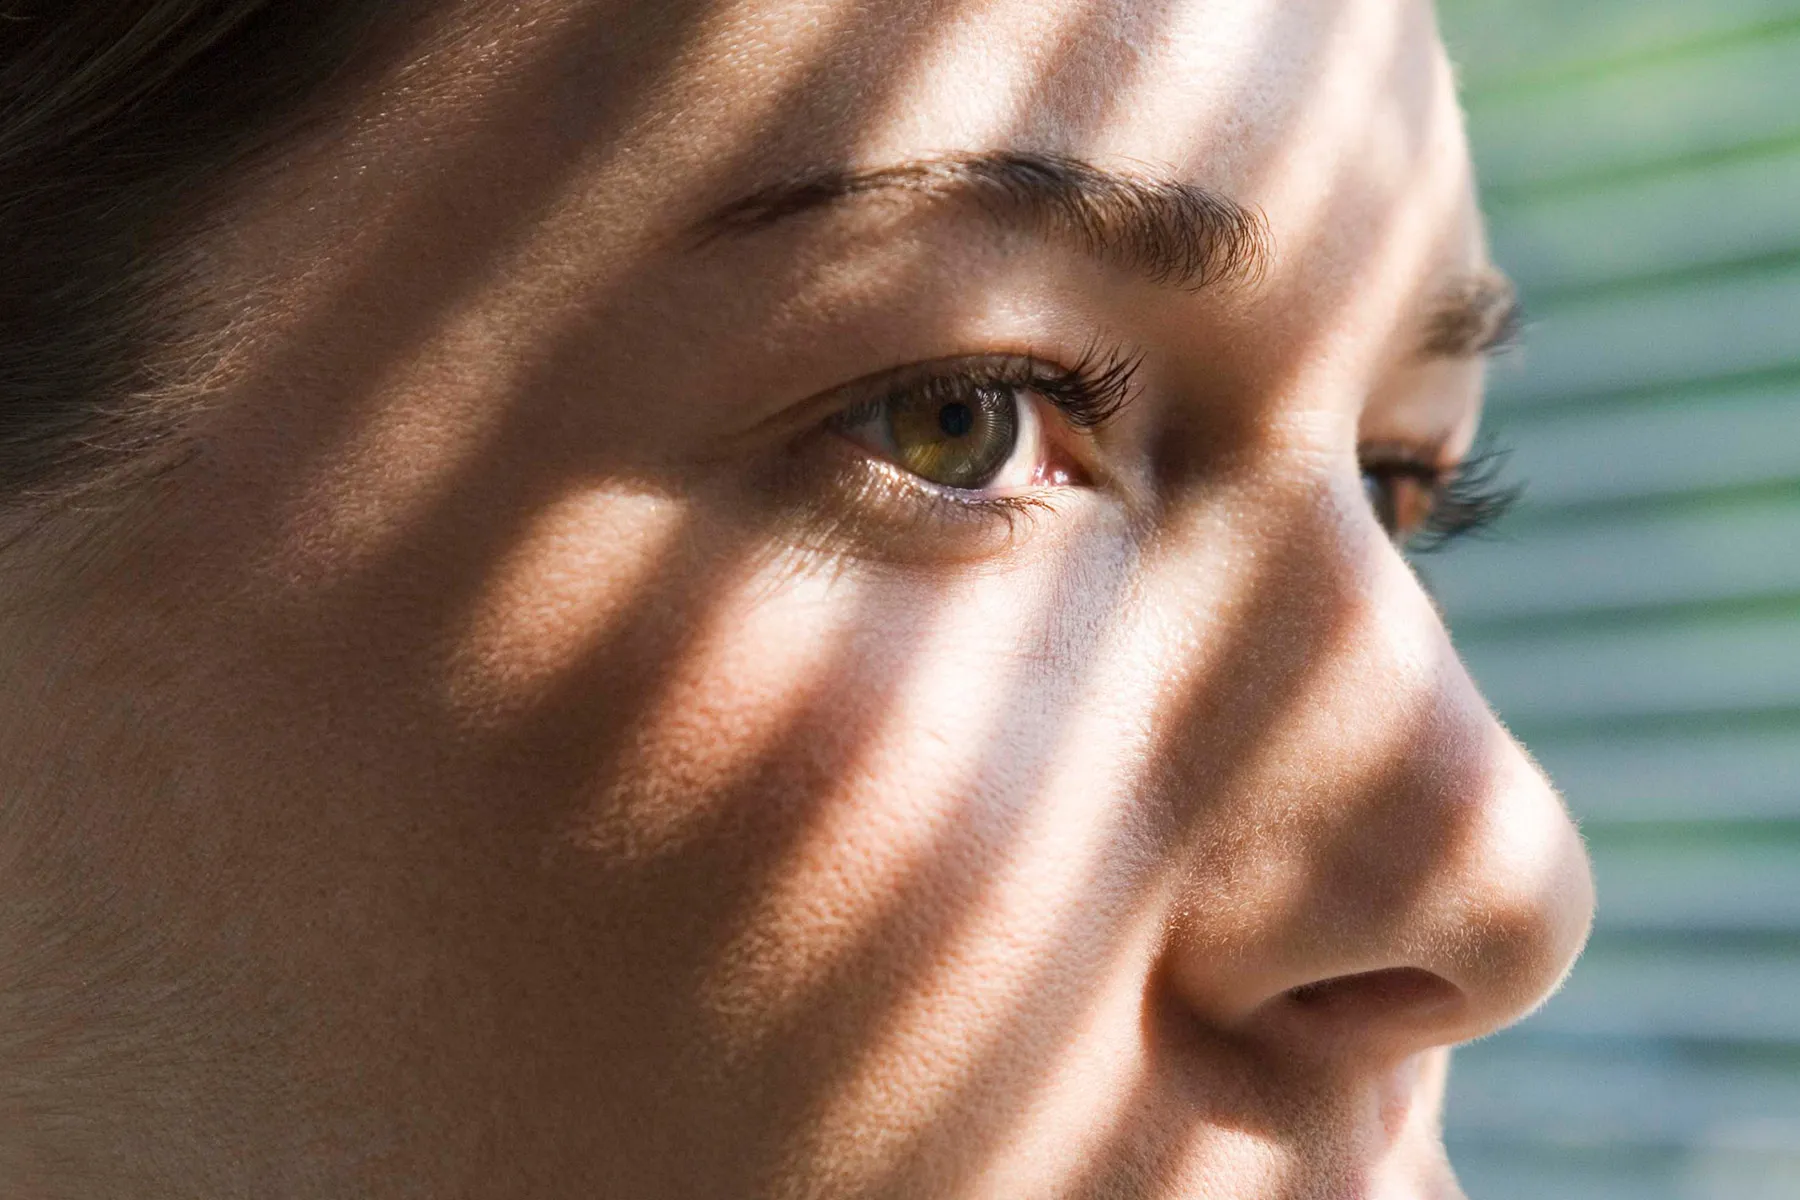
[550, 535, 1161, 1043]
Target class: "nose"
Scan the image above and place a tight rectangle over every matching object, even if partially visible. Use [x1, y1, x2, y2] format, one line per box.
[1153, 491, 1595, 1066]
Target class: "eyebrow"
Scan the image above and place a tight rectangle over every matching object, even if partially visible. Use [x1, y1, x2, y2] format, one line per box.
[694, 150, 1273, 292]
[1420, 269, 1524, 360]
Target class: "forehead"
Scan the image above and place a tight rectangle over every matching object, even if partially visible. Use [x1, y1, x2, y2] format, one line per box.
[408, 0, 1483, 343]
[420, 0, 1471, 213]
[241, 0, 1487, 465]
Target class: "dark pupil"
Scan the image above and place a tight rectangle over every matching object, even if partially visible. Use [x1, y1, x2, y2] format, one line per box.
[886, 384, 1019, 489]
[938, 402, 975, 438]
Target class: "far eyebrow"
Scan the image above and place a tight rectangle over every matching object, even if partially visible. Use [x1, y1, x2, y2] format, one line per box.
[1420, 269, 1524, 360]
[694, 150, 1273, 292]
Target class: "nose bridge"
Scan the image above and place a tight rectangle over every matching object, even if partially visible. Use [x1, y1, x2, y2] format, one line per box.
[1150, 474, 1594, 1059]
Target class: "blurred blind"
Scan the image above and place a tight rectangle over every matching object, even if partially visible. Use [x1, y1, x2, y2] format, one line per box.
[1434, 2, 1800, 1197]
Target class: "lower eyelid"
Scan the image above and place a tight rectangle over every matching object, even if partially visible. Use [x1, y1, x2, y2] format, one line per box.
[758, 432, 1080, 563]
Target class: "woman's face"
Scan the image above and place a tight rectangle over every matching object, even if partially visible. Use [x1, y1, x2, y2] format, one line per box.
[2, 0, 1593, 1195]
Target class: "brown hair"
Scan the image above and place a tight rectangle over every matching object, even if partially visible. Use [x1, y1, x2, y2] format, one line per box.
[0, 1, 405, 514]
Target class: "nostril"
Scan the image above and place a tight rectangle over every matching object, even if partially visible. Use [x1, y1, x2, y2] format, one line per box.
[1257, 968, 1467, 1057]
[1284, 967, 1461, 1015]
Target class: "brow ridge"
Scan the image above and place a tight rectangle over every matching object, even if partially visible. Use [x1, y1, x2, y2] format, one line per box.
[694, 150, 1274, 292]
[1421, 269, 1524, 360]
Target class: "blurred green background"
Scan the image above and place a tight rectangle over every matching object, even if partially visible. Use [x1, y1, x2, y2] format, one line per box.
[1432, 1, 1800, 1196]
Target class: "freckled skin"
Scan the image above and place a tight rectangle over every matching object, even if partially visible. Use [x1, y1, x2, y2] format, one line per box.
[0, 1, 1592, 1198]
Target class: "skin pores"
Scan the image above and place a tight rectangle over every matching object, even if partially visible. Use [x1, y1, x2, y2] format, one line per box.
[0, 1, 1593, 1196]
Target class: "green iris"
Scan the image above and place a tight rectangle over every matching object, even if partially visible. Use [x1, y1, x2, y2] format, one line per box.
[886, 383, 1019, 489]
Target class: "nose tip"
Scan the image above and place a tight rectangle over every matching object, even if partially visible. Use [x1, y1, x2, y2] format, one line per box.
[1161, 706, 1596, 1068]
[1147, 492, 1597, 1072]
[1433, 783, 1597, 1040]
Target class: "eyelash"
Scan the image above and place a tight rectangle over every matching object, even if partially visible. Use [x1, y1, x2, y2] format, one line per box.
[1364, 441, 1522, 553]
[1016, 342, 1145, 430]
[835, 343, 1143, 438]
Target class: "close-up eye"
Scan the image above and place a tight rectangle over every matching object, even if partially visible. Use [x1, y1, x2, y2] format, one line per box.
[826, 350, 1140, 497]
[831, 375, 1047, 491]
[1360, 443, 1521, 551]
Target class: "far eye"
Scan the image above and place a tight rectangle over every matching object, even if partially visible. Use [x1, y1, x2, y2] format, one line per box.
[832, 377, 1058, 492]
[1362, 443, 1521, 551]
[1361, 461, 1440, 542]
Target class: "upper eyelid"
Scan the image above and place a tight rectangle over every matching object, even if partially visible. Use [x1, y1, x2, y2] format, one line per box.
[830, 352, 1077, 396]
[1357, 440, 1458, 476]
[1032, 343, 1144, 429]
[825, 348, 1144, 431]
[711, 354, 1031, 452]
